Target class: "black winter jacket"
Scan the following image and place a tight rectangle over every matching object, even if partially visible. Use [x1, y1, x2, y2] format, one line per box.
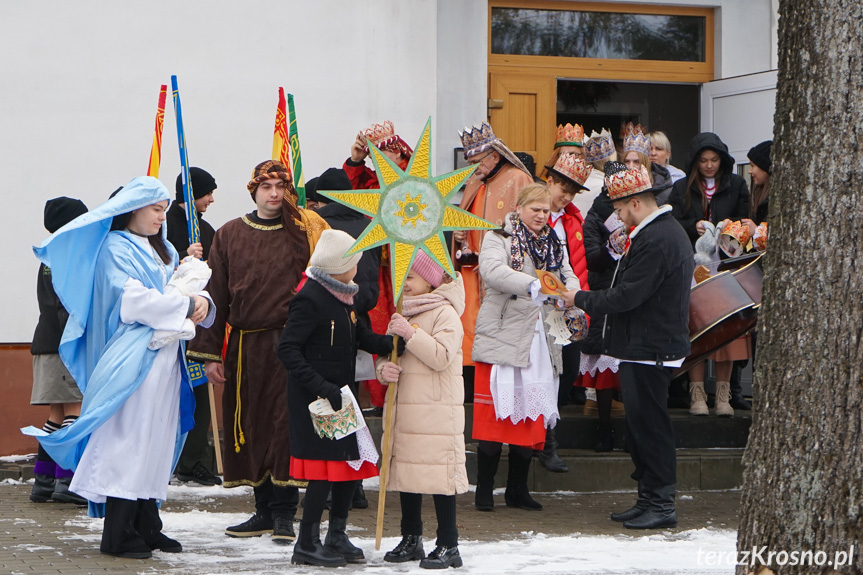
[316, 201, 380, 324]
[668, 133, 750, 247]
[278, 279, 393, 461]
[166, 201, 217, 260]
[30, 264, 69, 355]
[575, 210, 694, 363]
[580, 191, 618, 355]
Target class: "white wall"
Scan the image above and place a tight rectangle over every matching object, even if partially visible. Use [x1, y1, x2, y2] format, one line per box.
[0, 0, 484, 342]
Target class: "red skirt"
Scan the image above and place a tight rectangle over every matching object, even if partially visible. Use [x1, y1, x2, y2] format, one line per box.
[290, 457, 379, 482]
[579, 368, 621, 391]
[472, 362, 547, 449]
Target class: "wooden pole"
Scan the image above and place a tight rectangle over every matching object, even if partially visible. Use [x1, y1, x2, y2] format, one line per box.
[375, 295, 403, 551]
[208, 382, 223, 475]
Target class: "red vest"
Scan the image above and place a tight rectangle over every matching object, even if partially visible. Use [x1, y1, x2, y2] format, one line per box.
[550, 204, 589, 290]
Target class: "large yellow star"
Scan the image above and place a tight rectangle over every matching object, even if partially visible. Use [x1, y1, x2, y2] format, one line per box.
[317, 118, 497, 302]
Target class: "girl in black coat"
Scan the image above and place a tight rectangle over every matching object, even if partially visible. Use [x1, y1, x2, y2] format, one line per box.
[669, 132, 750, 248]
[278, 230, 394, 568]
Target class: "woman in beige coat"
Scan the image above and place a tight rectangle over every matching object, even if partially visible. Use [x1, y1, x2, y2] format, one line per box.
[377, 251, 467, 570]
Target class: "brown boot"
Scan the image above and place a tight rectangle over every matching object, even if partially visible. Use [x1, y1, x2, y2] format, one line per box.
[714, 381, 734, 417]
[688, 381, 708, 416]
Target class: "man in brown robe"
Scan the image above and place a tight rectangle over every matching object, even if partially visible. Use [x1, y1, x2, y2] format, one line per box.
[187, 160, 328, 545]
[452, 122, 533, 365]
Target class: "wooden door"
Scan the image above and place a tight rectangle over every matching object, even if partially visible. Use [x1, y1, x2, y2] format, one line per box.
[488, 72, 557, 176]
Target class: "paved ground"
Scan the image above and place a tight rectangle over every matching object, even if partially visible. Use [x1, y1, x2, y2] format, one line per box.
[0, 479, 740, 575]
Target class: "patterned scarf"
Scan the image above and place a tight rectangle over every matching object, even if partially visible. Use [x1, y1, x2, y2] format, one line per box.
[402, 292, 450, 318]
[307, 266, 359, 305]
[508, 212, 564, 273]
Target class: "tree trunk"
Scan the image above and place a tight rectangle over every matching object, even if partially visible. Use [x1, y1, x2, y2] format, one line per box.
[737, 1, 863, 573]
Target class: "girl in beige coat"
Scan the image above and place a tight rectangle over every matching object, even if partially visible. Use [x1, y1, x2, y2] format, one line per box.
[377, 251, 467, 570]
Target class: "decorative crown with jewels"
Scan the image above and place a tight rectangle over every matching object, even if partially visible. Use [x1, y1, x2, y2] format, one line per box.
[459, 122, 497, 159]
[584, 128, 616, 163]
[362, 120, 397, 149]
[548, 152, 593, 188]
[606, 165, 652, 201]
[555, 123, 585, 148]
[718, 220, 753, 257]
[623, 122, 651, 156]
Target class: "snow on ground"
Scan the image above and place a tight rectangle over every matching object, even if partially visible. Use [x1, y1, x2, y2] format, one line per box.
[0, 454, 35, 463]
[55, 509, 735, 575]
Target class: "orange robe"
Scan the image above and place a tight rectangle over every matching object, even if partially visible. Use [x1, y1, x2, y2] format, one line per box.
[454, 162, 533, 366]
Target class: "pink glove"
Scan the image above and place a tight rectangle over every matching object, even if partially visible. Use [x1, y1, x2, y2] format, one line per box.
[381, 361, 402, 383]
[387, 313, 416, 341]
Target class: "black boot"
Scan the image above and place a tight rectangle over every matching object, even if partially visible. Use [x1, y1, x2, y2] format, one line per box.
[504, 449, 542, 511]
[225, 511, 273, 538]
[537, 427, 569, 473]
[385, 535, 424, 563]
[323, 514, 364, 562]
[474, 446, 501, 511]
[610, 482, 649, 522]
[352, 482, 369, 509]
[101, 497, 152, 559]
[272, 515, 296, 544]
[52, 474, 87, 505]
[623, 485, 678, 530]
[420, 545, 463, 569]
[30, 474, 55, 503]
[291, 520, 346, 567]
[135, 499, 182, 552]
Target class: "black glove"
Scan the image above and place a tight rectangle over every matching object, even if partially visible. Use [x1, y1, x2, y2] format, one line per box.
[397, 337, 406, 357]
[326, 387, 343, 412]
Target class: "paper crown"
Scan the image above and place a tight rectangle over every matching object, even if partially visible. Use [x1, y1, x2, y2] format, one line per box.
[555, 123, 584, 148]
[548, 152, 593, 188]
[459, 122, 497, 158]
[606, 165, 652, 201]
[753, 222, 768, 252]
[623, 122, 651, 156]
[362, 120, 398, 149]
[584, 129, 616, 163]
[718, 220, 752, 257]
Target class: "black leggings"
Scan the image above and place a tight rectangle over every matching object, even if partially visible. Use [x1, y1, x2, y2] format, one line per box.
[478, 440, 533, 460]
[399, 492, 458, 547]
[302, 480, 356, 523]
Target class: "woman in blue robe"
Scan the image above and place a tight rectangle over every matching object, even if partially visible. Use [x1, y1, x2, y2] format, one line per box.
[23, 176, 214, 559]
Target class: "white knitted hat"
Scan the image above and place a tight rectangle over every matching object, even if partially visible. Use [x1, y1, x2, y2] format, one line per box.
[308, 229, 362, 275]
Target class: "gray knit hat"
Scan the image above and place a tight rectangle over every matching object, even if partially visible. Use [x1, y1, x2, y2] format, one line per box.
[308, 229, 362, 275]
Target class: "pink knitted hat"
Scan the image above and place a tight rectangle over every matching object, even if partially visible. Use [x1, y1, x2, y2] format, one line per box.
[411, 251, 445, 288]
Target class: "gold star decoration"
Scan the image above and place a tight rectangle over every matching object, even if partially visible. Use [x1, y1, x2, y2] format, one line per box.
[317, 117, 497, 301]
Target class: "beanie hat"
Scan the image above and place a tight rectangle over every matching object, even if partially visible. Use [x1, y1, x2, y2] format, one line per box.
[411, 250, 445, 288]
[315, 168, 352, 205]
[44, 197, 88, 233]
[247, 160, 295, 198]
[175, 167, 217, 203]
[308, 229, 362, 275]
[305, 176, 319, 204]
[747, 140, 773, 174]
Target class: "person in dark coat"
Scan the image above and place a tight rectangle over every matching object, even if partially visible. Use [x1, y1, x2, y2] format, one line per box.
[29, 197, 89, 505]
[668, 132, 750, 247]
[575, 165, 694, 530]
[278, 229, 396, 568]
[166, 167, 222, 487]
[314, 167, 382, 509]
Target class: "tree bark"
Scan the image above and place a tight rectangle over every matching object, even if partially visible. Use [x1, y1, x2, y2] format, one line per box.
[737, 1, 863, 573]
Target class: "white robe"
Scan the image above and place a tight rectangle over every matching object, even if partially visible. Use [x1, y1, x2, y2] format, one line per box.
[71, 238, 190, 504]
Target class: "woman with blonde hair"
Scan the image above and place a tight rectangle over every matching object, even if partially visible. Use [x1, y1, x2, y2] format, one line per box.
[471, 183, 583, 512]
[648, 131, 686, 183]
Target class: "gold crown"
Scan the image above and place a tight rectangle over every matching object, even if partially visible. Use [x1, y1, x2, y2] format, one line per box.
[584, 128, 615, 163]
[555, 123, 584, 148]
[549, 152, 593, 187]
[623, 122, 651, 156]
[606, 165, 652, 201]
[459, 122, 497, 158]
[362, 120, 397, 149]
[721, 220, 752, 246]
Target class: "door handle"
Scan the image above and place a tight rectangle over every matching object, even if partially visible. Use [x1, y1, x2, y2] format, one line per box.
[487, 98, 504, 109]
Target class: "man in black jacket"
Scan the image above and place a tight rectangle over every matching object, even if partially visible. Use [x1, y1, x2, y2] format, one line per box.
[574, 166, 693, 530]
[166, 167, 222, 487]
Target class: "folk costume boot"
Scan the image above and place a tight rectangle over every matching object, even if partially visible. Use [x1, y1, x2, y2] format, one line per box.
[474, 447, 501, 511]
[610, 481, 649, 522]
[623, 485, 678, 530]
[688, 381, 708, 416]
[52, 466, 87, 505]
[537, 427, 569, 473]
[714, 381, 735, 418]
[504, 449, 542, 511]
[385, 535, 424, 563]
[135, 499, 182, 553]
[323, 514, 364, 563]
[101, 497, 152, 559]
[291, 520, 346, 567]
